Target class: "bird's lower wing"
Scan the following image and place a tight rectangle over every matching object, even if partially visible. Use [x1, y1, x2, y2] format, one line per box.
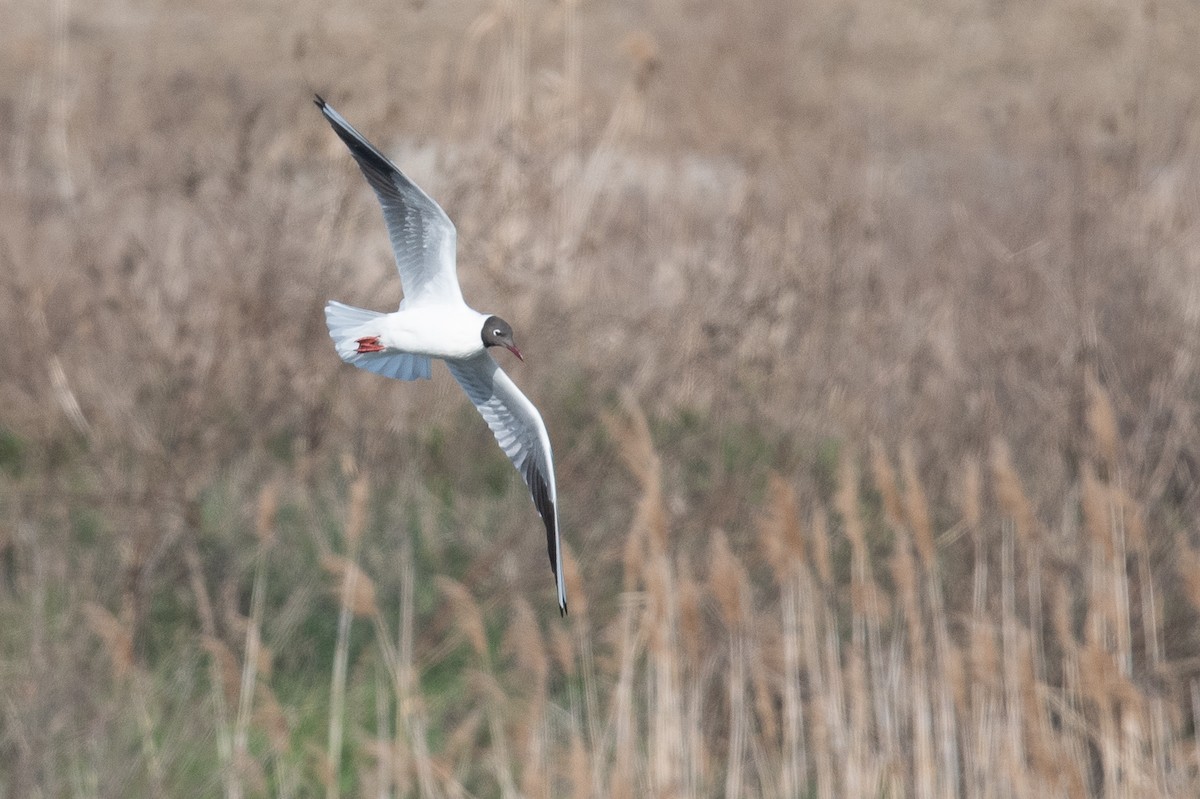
[445, 352, 566, 615]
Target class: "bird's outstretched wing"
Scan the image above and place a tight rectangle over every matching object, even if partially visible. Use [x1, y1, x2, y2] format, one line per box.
[446, 352, 567, 615]
[315, 96, 462, 307]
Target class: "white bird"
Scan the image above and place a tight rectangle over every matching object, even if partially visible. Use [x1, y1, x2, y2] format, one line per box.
[316, 96, 567, 615]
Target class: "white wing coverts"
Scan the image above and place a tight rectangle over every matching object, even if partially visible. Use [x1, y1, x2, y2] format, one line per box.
[447, 352, 567, 615]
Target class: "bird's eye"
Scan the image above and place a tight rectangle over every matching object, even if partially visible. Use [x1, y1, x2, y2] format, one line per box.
[494, 329, 503, 337]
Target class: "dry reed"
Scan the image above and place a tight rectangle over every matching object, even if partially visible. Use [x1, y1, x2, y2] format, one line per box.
[4, 0, 1200, 795]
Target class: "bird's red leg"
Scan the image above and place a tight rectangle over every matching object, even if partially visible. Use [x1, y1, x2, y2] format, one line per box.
[355, 336, 384, 353]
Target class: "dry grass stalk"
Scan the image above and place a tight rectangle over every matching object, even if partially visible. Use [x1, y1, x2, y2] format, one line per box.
[201, 634, 243, 708]
[1080, 462, 1114, 561]
[83, 601, 167, 792]
[193, 580, 239, 798]
[1013, 630, 1054, 787]
[807, 676, 836, 799]
[810, 505, 833, 586]
[961, 455, 982, 532]
[83, 602, 134, 681]
[608, 593, 643, 799]
[467, 668, 519, 799]
[890, 535, 923, 666]
[749, 650, 779, 750]
[843, 640, 880, 795]
[938, 627, 969, 720]
[1191, 682, 1200, 790]
[837, 452, 887, 623]
[612, 417, 686, 798]
[307, 741, 335, 798]
[503, 596, 548, 691]
[836, 451, 867, 558]
[1176, 536, 1200, 612]
[1051, 578, 1077, 655]
[969, 621, 1001, 692]
[1079, 464, 1135, 679]
[900, 443, 936, 569]
[344, 472, 370, 550]
[648, 585, 685, 797]
[234, 541, 269, 794]
[549, 622, 575, 678]
[396, 536, 440, 799]
[320, 553, 380, 619]
[811, 609, 849, 796]
[519, 719, 548, 799]
[724, 624, 748, 799]
[622, 30, 660, 87]
[990, 439, 1037, 544]
[326, 553, 361, 799]
[255, 643, 274, 680]
[320, 475, 384, 799]
[1086, 373, 1119, 472]
[443, 708, 484, 766]
[1085, 580, 1122, 663]
[234, 749, 268, 796]
[819, 622, 851, 797]
[361, 732, 396, 799]
[564, 547, 602, 794]
[676, 547, 700, 791]
[437, 576, 490, 662]
[758, 474, 805, 583]
[602, 392, 659, 499]
[569, 729, 590, 799]
[642, 548, 674, 658]
[254, 480, 278, 547]
[254, 683, 292, 759]
[1119, 488, 1148, 554]
[708, 529, 746, 631]
[620, 508, 645, 593]
[675, 554, 703, 674]
[602, 414, 663, 631]
[1079, 641, 1142, 719]
[780, 579, 807, 797]
[869, 438, 904, 527]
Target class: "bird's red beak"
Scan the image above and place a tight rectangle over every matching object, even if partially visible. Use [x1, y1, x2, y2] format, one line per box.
[506, 344, 524, 362]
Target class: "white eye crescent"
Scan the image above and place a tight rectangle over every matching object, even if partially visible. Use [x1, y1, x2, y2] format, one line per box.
[494, 329, 503, 337]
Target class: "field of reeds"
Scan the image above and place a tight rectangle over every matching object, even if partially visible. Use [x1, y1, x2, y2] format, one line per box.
[3, 0, 1200, 795]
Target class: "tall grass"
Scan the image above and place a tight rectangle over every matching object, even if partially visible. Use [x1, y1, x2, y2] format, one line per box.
[3, 0, 1200, 794]
[56, 391, 1200, 796]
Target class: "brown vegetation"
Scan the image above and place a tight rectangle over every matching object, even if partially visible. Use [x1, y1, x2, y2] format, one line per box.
[3, 0, 1200, 794]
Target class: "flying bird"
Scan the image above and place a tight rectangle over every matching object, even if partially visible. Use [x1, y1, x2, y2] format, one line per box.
[315, 95, 566, 615]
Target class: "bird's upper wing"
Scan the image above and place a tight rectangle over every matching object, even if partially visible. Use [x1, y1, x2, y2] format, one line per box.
[446, 352, 567, 615]
[316, 96, 462, 307]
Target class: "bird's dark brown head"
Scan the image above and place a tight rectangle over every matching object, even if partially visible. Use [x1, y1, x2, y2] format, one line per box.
[481, 316, 523, 361]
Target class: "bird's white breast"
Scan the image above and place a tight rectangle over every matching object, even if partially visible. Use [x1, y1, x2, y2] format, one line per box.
[379, 305, 489, 360]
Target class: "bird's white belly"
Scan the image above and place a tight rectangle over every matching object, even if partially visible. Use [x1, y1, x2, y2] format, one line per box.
[379, 305, 488, 359]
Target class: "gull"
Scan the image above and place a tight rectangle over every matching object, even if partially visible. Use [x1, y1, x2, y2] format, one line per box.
[315, 96, 566, 615]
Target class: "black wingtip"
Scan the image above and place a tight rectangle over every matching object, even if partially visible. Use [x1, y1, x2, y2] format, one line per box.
[313, 93, 326, 109]
[560, 600, 568, 617]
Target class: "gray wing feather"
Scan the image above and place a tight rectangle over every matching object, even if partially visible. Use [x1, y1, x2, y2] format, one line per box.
[316, 97, 462, 307]
[447, 353, 567, 615]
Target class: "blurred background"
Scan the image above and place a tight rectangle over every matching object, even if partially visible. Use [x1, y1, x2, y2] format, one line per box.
[3, 0, 1200, 795]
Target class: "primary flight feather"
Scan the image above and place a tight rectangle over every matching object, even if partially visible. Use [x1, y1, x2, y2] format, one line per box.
[315, 95, 567, 615]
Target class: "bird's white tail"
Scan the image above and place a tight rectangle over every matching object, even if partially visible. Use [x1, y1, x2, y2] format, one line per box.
[325, 301, 432, 381]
